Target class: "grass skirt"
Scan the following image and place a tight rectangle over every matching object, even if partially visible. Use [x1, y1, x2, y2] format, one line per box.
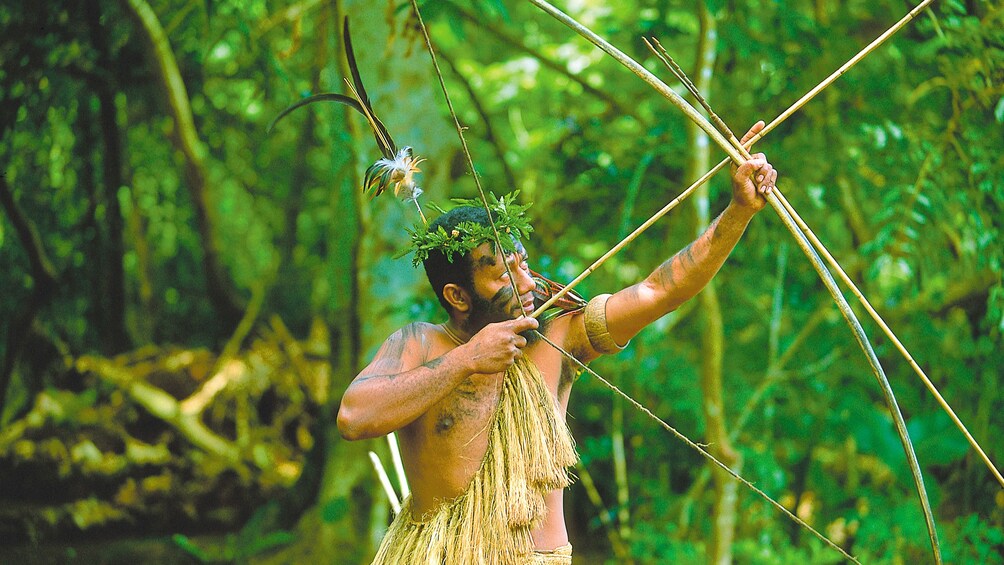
[371, 355, 577, 564]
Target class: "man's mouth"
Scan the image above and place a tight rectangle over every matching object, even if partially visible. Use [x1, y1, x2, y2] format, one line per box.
[521, 298, 534, 315]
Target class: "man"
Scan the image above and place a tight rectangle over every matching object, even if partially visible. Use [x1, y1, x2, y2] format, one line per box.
[337, 122, 777, 564]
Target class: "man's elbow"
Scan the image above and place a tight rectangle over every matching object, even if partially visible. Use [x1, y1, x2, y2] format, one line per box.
[336, 403, 369, 441]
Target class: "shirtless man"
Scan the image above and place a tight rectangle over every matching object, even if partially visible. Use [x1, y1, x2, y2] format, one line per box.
[338, 122, 777, 562]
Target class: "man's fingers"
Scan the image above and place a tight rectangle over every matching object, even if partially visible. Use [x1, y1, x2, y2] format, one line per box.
[510, 316, 539, 332]
[766, 169, 778, 193]
[756, 167, 778, 194]
[739, 120, 766, 145]
[736, 157, 766, 177]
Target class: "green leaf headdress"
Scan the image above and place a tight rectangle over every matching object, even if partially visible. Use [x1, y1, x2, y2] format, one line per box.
[406, 191, 534, 267]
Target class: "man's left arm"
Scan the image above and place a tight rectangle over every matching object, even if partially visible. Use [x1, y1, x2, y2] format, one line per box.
[579, 121, 777, 356]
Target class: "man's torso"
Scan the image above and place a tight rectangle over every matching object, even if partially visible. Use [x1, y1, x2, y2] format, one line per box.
[398, 313, 587, 548]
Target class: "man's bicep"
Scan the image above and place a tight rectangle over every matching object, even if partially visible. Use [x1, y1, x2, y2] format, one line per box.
[566, 288, 649, 363]
[604, 282, 665, 345]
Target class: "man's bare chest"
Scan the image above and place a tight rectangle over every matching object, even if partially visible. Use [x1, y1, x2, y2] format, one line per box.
[428, 375, 500, 437]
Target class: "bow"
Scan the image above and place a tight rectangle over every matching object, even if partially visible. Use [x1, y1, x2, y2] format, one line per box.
[521, 2, 1003, 505]
[526, 0, 949, 562]
[522, 1, 1004, 563]
[333, 1, 999, 562]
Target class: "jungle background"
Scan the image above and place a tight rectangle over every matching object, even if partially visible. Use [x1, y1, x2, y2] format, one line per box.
[1, 0, 1002, 563]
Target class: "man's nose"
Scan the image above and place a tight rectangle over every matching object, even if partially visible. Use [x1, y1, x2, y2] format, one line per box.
[516, 267, 535, 295]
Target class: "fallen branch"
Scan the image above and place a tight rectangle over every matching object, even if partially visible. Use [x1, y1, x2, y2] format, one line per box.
[77, 356, 242, 465]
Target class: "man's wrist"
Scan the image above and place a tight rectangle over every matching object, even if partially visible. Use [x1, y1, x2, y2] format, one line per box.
[725, 199, 758, 222]
[450, 341, 490, 378]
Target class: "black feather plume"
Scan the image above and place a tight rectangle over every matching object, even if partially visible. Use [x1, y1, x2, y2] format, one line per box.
[268, 18, 425, 203]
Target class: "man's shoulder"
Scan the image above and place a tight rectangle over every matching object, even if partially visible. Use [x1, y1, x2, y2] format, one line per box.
[542, 308, 587, 339]
[378, 322, 452, 364]
[390, 321, 441, 341]
[541, 307, 599, 363]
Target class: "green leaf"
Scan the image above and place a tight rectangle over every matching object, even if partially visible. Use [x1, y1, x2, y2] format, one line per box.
[946, 0, 967, 14]
[172, 534, 212, 562]
[321, 497, 349, 523]
[994, 97, 1004, 124]
[705, 0, 727, 14]
[907, 411, 970, 467]
[238, 531, 296, 558]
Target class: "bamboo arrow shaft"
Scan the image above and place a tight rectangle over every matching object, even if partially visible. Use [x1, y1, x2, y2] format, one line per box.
[528, 0, 942, 562]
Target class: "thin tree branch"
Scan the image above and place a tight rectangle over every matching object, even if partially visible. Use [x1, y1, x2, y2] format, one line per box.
[611, 389, 632, 543]
[436, 47, 519, 190]
[442, 0, 633, 117]
[836, 174, 872, 247]
[0, 176, 59, 411]
[574, 460, 634, 562]
[686, 5, 740, 562]
[767, 242, 789, 365]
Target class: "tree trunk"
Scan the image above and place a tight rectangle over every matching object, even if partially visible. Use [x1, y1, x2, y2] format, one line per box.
[87, 0, 131, 353]
[687, 5, 741, 564]
[0, 177, 59, 412]
[76, 91, 108, 350]
[256, 2, 370, 562]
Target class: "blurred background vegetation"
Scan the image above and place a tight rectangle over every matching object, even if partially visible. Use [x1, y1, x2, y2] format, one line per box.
[1, 0, 1002, 563]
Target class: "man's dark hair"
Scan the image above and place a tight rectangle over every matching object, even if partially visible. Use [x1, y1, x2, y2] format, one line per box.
[423, 206, 491, 312]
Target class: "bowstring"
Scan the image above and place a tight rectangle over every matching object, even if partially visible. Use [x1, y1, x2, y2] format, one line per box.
[405, 2, 858, 562]
[532, 331, 860, 564]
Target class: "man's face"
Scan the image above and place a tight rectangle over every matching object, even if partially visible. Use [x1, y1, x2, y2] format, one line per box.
[462, 241, 537, 331]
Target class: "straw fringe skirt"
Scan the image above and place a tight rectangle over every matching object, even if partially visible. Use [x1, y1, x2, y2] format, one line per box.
[371, 356, 577, 565]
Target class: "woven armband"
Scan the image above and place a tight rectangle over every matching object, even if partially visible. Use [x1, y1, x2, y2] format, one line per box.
[584, 294, 628, 354]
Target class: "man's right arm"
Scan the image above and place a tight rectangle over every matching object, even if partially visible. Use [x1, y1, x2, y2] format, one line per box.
[337, 318, 538, 440]
[336, 323, 471, 441]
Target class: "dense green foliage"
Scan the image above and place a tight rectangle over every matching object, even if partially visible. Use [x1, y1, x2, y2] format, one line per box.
[1, 0, 1002, 562]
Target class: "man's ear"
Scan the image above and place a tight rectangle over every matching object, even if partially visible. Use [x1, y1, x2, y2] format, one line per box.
[442, 283, 470, 313]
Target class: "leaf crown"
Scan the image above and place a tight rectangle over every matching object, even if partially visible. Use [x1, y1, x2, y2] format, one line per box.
[407, 191, 534, 267]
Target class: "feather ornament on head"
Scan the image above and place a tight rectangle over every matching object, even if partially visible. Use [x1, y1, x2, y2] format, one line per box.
[268, 18, 427, 213]
[365, 147, 425, 203]
[269, 19, 583, 318]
